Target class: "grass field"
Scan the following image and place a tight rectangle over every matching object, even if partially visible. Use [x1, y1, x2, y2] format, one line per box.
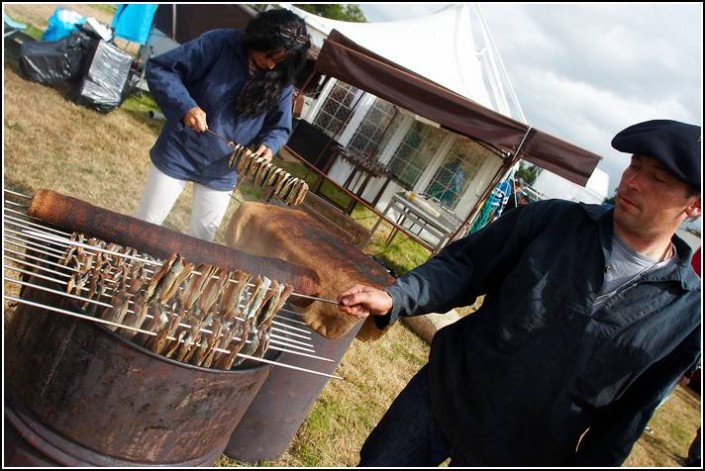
[3, 4, 701, 467]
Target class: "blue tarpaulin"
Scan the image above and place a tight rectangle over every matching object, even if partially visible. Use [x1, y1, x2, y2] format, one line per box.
[112, 4, 157, 45]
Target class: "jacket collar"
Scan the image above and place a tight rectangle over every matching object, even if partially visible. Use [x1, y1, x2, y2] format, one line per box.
[580, 203, 700, 292]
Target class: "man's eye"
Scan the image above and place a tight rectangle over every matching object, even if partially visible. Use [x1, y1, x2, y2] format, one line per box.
[652, 173, 668, 183]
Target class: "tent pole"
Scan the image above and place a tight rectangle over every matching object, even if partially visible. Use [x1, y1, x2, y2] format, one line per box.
[445, 127, 534, 245]
[297, 67, 317, 98]
[171, 5, 177, 40]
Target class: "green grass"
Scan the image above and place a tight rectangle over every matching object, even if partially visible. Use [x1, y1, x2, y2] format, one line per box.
[120, 91, 165, 134]
[121, 91, 161, 115]
[237, 180, 266, 202]
[24, 25, 44, 40]
[90, 4, 118, 15]
[276, 160, 308, 178]
[372, 233, 431, 275]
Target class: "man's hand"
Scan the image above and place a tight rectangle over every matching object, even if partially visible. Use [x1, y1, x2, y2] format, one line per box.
[254, 145, 274, 162]
[183, 106, 208, 132]
[337, 284, 393, 319]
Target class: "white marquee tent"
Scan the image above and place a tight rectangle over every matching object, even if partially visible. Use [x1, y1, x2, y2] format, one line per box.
[283, 3, 526, 123]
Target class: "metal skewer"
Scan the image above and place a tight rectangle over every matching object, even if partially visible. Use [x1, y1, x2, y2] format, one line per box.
[7, 226, 319, 340]
[21, 228, 341, 305]
[4, 189, 32, 199]
[6, 214, 319, 337]
[205, 129, 239, 150]
[5, 212, 73, 236]
[4, 295, 342, 380]
[4, 276, 330, 361]
[3, 256, 314, 344]
[4, 189, 343, 379]
[4, 240, 313, 340]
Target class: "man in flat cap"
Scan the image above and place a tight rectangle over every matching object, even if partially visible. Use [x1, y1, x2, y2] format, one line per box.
[338, 119, 702, 467]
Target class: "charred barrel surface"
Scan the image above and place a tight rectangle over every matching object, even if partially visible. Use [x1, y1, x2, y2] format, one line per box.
[5, 281, 271, 466]
[27, 189, 320, 303]
[225, 321, 362, 462]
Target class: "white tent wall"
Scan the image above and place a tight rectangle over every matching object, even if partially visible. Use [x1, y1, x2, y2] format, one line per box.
[533, 168, 610, 205]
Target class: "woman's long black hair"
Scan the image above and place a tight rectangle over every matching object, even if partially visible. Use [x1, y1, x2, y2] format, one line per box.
[237, 9, 310, 117]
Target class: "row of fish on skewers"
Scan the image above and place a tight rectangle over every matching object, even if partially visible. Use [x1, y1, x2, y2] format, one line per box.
[60, 233, 293, 369]
[228, 144, 309, 206]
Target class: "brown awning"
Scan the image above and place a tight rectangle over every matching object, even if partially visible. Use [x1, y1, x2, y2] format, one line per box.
[153, 4, 257, 43]
[315, 29, 601, 186]
[519, 131, 603, 185]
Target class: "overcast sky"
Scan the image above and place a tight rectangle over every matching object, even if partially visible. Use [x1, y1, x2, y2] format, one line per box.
[356, 3, 703, 198]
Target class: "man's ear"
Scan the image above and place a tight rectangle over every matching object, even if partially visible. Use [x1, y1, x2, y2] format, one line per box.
[685, 196, 702, 219]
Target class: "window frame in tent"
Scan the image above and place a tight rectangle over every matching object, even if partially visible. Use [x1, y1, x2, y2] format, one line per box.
[424, 136, 493, 211]
[386, 120, 446, 190]
[312, 80, 362, 139]
[346, 98, 397, 157]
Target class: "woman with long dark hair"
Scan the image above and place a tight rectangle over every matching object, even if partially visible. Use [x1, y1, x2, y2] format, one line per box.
[135, 8, 310, 241]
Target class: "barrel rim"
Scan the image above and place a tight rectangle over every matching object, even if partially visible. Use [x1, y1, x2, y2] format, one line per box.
[55, 297, 274, 375]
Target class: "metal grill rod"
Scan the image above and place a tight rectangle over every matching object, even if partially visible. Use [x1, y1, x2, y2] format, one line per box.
[2, 198, 335, 305]
[5, 200, 29, 208]
[5, 256, 315, 353]
[23, 228, 340, 305]
[4, 189, 32, 199]
[4, 295, 342, 380]
[5, 211, 72, 236]
[4, 254, 71, 279]
[3, 259, 315, 350]
[4, 276, 330, 361]
[3, 241, 313, 341]
[6, 227, 315, 338]
[271, 309, 308, 324]
[5, 246, 78, 272]
[4, 191, 341, 363]
[5, 232, 67, 256]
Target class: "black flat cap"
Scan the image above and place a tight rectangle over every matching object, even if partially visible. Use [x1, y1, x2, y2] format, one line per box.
[612, 119, 701, 190]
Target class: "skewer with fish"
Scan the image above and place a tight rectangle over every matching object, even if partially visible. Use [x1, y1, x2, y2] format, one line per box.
[227, 142, 309, 206]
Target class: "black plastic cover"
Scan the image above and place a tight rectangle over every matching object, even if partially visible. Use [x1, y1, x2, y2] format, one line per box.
[19, 31, 95, 84]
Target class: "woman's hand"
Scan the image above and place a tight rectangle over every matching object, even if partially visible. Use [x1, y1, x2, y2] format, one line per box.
[337, 284, 393, 319]
[183, 106, 208, 132]
[254, 145, 274, 162]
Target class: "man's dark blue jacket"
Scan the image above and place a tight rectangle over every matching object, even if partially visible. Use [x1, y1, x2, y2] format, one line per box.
[384, 199, 701, 466]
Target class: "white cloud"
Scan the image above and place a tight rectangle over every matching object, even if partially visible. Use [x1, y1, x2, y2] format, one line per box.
[358, 3, 449, 22]
[357, 3, 702, 197]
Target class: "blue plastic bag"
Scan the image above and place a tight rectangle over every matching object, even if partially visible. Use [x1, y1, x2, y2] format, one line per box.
[42, 8, 86, 42]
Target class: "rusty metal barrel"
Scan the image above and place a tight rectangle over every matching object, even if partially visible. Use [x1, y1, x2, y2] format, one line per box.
[224, 319, 362, 462]
[4, 281, 271, 467]
[223, 202, 394, 462]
